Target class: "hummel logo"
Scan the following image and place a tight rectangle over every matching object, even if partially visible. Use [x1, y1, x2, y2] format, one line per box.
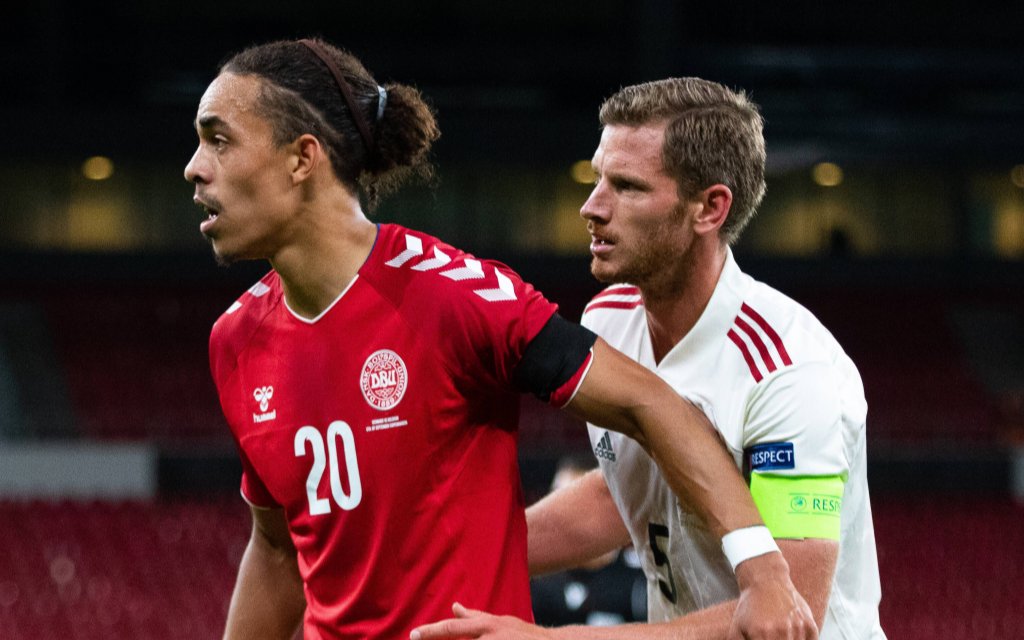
[594, 431, 616, 462]
[252, 386, 277, 423]
[253, 386, 274, 411]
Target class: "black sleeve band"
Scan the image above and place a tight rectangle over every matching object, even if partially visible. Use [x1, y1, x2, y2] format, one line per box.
[513, 313, 598, 401]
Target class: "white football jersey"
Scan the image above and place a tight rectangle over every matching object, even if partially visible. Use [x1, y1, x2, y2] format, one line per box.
[582, 249, 885, 639]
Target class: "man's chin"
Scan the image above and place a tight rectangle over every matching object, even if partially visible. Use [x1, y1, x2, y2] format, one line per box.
[207, 240, 238, 268]
[590, 259, 618, 284]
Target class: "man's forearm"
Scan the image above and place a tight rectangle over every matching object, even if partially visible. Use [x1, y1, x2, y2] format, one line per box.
[545, 601, 735, 640]
[527, 469, 630, 575]
[566, 340, 763, 539]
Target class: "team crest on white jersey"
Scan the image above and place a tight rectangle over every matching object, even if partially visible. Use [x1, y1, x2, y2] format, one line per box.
[360, 350, 408, 411]
[252, 386, 277, 423]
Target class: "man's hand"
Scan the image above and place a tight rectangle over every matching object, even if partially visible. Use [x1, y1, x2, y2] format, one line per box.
[730, 552, 818, 640]
[411, 603, 554, 640]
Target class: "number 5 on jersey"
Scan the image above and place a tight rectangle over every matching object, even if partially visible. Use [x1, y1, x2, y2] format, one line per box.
[294, 421, 363, 515]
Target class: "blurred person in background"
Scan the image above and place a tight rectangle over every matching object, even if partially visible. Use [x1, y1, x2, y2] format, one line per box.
[184, 39, 816, 640]
[530, 453, 646, 627]
[414, 78, 884, 640]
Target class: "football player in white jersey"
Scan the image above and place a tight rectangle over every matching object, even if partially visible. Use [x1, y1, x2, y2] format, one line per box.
[414, 78, 884, 639]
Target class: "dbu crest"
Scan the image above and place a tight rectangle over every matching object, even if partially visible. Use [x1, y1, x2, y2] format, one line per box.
[360, 350, 408, 411]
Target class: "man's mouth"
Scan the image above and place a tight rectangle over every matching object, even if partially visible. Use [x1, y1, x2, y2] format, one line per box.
[196, 197, 222, 234]
[590, 232, 614, 254]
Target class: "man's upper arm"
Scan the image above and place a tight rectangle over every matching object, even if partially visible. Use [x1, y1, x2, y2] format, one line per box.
[744, 362, 847, 623]
[526, 468, 631, 575]
[250, 505, 295, 552]
[743, 362, 849, 541]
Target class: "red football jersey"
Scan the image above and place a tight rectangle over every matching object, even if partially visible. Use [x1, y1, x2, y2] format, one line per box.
[209, 224, 558, 639]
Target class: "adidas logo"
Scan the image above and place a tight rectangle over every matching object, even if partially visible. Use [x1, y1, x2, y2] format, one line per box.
[594, 431, 616, 462]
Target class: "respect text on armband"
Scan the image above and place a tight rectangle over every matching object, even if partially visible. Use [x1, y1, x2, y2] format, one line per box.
[746, 442, 795, 471]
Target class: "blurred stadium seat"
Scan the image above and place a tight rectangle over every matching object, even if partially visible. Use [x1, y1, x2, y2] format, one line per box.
[798, 288, 1005, 442]
[2, 494, 1021, 638]
[874, 494, 1024, 639]
[0, 497, 250, 640]
[39, 284, 233, 443]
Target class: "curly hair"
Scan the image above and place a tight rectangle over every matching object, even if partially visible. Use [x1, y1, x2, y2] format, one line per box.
[220, 38, 440, 208]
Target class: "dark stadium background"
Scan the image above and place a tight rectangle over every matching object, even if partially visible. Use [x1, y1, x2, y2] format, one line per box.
[1, 2, 1023, 638]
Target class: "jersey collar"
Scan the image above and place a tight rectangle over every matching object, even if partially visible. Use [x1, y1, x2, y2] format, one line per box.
[656, 247, 750, 367]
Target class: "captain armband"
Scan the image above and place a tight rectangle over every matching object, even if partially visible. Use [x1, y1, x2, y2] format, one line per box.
[512, 313, 598, 407]
[749, 474, 846, 540]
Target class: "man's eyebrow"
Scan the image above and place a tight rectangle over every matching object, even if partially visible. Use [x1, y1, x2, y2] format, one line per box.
[196, 115, 228, 131]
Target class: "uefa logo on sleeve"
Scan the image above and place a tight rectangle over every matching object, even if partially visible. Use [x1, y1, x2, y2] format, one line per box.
[360, 349, 408, 411]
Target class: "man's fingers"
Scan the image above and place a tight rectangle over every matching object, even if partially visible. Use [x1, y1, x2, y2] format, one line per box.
[452, 602, 486, 618]
[411, 617, 483, 640]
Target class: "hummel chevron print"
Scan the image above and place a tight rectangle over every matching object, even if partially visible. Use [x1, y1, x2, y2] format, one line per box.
[386, 234, 518, 302]
[594, 430, 616, 462]
[226, 281, 272, 315]
[726, 302, 793, 382]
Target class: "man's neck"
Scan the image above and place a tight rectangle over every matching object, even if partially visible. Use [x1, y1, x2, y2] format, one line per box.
[643, 242, 728, 364]
[271, 188, 377, 320]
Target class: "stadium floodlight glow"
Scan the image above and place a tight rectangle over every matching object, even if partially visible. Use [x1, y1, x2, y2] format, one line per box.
[812, 162, 843, 187]
[570, 160, 596, 185]
[1011, 164, 1024, 189]
[82, 156, 114, 181]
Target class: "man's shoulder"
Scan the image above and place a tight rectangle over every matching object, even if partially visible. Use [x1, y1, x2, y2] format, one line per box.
[209, 271, 282, 370]
[362, 224, 474, 295]
[366, 223, 552, 316]
[725, 274, 859, 396]
[580, 284, 644, 326]
[742, 280, 842, 354]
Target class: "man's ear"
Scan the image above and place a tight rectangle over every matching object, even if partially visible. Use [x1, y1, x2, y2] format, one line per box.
[693, 184, 732, 237]
[289, 134, 323, 185]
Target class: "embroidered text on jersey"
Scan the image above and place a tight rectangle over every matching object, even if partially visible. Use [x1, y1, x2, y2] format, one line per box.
[594, 430, 617, 462]
[726, 302, 793, 382]
[360, 350, 408, 411]
[583, 285, 642, 315]
[385, 233, 518, 301]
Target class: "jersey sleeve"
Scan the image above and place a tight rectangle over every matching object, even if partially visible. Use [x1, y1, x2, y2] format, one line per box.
[742, 361, 848, 539]
[435, 258, 559, 390]
[742, 361, 848, 475]
[208, 299, 280, 510]
[239, 446, 279, 508]
[512, 313, 597, 406]
[365, 227, 558, 392]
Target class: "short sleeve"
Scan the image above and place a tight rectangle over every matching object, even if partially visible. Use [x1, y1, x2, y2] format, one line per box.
[239, 446, 279, 509]
[742, 361, 848, 478]
[437, 259, 558, 390]
[743, 361, 849, 539]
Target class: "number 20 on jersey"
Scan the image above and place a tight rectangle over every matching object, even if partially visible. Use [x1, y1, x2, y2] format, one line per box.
[294, 421, 363, 515]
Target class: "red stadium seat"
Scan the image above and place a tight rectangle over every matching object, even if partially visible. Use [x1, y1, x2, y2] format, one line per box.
[0, 498, 250, 640]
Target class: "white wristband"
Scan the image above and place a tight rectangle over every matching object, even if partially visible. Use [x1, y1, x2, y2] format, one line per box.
[721, 525, 780, 570]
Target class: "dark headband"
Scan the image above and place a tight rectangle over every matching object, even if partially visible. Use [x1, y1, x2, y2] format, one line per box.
[298, 39, 375, 154]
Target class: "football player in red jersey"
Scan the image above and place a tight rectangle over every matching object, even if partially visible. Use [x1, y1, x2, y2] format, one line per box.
[184, 39, 816, 640]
